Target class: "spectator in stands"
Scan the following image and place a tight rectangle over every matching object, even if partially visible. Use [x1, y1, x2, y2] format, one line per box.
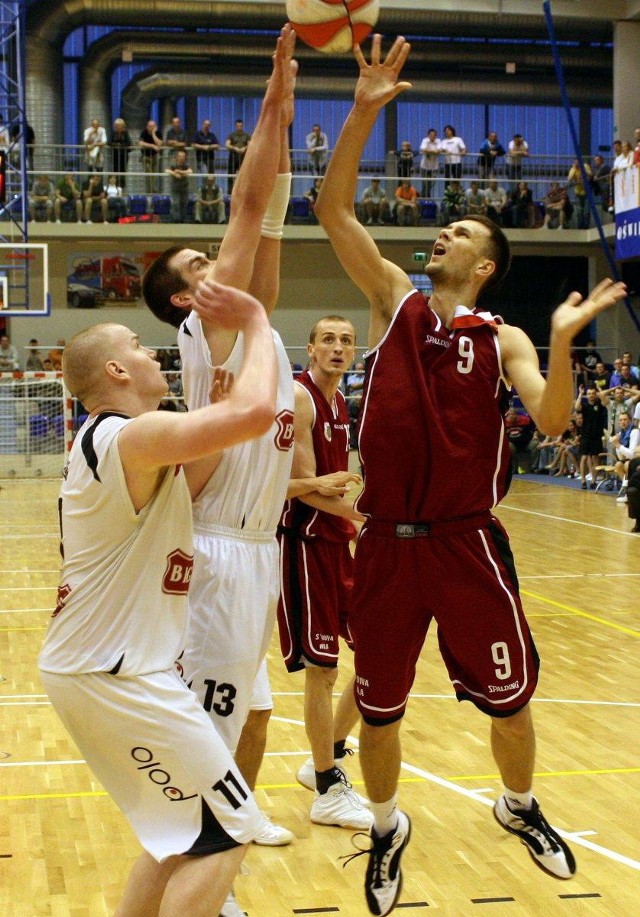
[484, 178, 508, 225]
[567, 158, 592, 229]
[418, 127, 440, 198]
[600, 385, 639, 462]
[26, 339, 43, 371]
[306, 123, 329, 175]
[304, 177, 323, 222]
[477, 131, 505, 181]
[554, 418, 581, 478]
[109, 118, 131, 188]
[81, 173, 108, 223]
[505, 406, 536, 473]
[393, 140, 417, 182]
[590, 154, 611, 212]
[361, 178, 389, 225]
[394, 179, 419, 225]
[0, 334, 19, 371]
[83, 117, 106, 172]
[609, 357, 624, 387]
[622, 350, 640, 380]
[440, 124, 466, 185]
[105, 174, 126, 221]
[611, 411, 639, 491]
[506, 133, 529, 189]
[194, 174, 226, 224]
[575, 339, 602, 385]
[575, 384, 608, 488]
[29, 174, 54, 222]
[613, 140, 634, 174]
[593, 361, 610, 392]
[465, 181, 487, 216]
[619, 362, 639, 389]
[166, 149, 192, 223]
[441, 179, 466, 224]
[164, 116, 187, 155]
[509, 180, 534, 228]
[541, 182, 570, 229]
[139, 120, 163, 194]
[10, 120, 34, 172]
[192, 119, 220, 177]
[626, 457, 640, 532]
[48, 340, 66, 371]
[54, 172, 82, 223]
[225, 118, 251, 193]
[530, 430, 562, 474]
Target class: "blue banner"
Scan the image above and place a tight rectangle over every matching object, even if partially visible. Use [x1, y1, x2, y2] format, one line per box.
[614, 165, 640, 260]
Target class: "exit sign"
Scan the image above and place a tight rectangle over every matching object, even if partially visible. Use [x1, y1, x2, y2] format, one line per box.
[413, 252, 427, 262]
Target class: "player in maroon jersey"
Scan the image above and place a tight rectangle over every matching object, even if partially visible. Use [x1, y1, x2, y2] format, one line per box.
[278, 315, 371, 830]
[316, 35, 627, 917]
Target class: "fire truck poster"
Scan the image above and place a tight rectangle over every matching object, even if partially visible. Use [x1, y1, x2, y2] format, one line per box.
[67, 251, 162, 308]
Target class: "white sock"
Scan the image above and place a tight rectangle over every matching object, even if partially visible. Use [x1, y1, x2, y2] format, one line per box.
[370, 795, 398, 837]
[503, 787, 533, 811]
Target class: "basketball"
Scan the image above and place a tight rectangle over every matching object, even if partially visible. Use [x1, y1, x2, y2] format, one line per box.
[286, 0, 379, 54]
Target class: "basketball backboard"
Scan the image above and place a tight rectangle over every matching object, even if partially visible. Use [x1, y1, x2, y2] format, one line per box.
[0, 243, 49, 316]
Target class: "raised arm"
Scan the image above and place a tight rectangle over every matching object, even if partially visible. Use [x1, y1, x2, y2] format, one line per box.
[119, 281, 277, 505]
[211, 24, 296, 296]
[499, 279, 627, 435]
[315, 36, 414, 345]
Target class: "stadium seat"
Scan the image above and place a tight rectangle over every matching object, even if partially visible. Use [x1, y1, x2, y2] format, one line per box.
[290, 197, 310, 222]
[419, 200, 438, 224]
[52, 415, 65, 438]
[29, 414, 49, 438]
[128, 195, 147, 216]
[152, 195, 172, 217]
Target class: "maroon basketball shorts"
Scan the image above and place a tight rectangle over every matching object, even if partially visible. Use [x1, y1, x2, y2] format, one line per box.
[277, 533, 354, 673]
[350, 514, 539, 725]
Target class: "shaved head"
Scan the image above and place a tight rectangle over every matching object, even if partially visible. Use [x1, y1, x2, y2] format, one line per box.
[63, 323, 126, 404]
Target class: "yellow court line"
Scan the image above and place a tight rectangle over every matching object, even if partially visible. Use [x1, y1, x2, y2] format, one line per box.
[521, 588, 640, 637]
[447, 767, 640, 781]
[4, 766, 639, 802]
[0, 790, 108, 801]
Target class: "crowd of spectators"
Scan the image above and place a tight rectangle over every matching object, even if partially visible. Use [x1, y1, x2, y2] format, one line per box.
[504, 346, 640, 532]
[19, 117, 640, 227]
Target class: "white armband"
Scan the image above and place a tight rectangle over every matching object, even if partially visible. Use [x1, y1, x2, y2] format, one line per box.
[261, 172, 292, 240]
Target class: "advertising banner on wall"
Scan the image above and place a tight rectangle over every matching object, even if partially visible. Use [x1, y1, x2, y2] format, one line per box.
[614, 165, 640, 261]
[66, 251, 162, 308]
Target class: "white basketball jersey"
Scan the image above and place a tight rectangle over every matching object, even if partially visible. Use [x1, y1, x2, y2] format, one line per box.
[179, 311, 294, 532]
[39, 414, 194, 676]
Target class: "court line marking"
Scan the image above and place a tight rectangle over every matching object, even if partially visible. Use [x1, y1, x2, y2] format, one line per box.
[520, 589, 640, 637]
[499, 502, 635, 537]
[4, 723, 638, 873]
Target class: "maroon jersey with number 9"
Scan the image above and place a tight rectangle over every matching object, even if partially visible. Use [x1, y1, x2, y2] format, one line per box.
[356, 289, 512, 523]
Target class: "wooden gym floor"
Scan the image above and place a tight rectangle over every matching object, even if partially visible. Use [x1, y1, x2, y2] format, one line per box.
[0, 477, 638, 916]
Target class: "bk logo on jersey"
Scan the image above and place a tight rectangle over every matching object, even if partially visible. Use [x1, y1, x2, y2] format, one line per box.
[162, 549, 194, 595]
[274, 410, 294, 452]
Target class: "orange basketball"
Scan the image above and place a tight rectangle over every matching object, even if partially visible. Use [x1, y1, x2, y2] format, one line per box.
[286, 0, 379, 54]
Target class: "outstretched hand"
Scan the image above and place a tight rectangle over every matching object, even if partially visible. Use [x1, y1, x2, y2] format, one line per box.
[353, 34, 412, 111]
[551, 279, 627, 341]
[266, 23, 298, 125]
